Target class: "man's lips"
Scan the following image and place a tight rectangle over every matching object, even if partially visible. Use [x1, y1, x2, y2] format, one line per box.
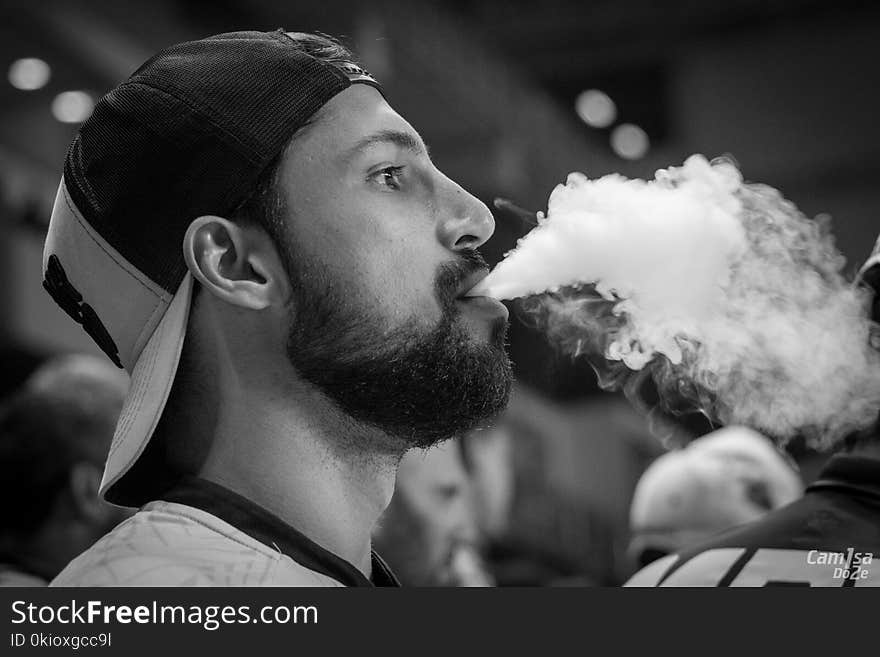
[455, 270, 508, 320]
[457, 295, 509, 321]
[457, 269, 491, 299]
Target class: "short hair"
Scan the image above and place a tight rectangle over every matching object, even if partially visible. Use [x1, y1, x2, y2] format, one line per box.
[0, 355, 128, 536]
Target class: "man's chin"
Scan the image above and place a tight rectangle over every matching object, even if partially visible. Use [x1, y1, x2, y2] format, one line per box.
[288, 299, 512, 451]
[490, 315, 510, 349]
[453, 311, 509, 351]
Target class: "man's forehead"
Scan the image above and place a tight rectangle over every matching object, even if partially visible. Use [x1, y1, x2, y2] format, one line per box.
[291, 85, 424, 158]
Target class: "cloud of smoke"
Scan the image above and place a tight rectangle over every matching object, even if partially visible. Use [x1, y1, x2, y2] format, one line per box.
[471, 155, 880, 448]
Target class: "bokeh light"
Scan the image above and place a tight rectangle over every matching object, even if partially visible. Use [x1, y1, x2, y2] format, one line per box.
[8, 57, 51, 90]
[575, 89, 617, 128]
[610, 123, 650, 159]
[51, 91, 94, 123]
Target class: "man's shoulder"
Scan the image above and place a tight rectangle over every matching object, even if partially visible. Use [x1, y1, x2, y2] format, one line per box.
[625, 492, 880, 587]
[50, 501, 342, 587]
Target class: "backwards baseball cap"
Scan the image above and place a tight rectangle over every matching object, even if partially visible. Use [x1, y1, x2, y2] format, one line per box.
[42, 29, 381, 505]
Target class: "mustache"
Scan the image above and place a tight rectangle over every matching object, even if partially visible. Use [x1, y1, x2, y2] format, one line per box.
[435, 250, 490, 310]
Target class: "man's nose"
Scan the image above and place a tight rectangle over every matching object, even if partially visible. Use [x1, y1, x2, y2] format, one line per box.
[435, 176, 495, 252]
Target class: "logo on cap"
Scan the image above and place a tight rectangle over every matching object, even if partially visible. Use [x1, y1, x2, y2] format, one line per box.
[338, 61, 379, 86]
[43, 254, 123, 368]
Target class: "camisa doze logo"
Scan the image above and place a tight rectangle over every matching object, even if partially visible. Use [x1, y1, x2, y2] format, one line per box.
[807, 548, 873, 581]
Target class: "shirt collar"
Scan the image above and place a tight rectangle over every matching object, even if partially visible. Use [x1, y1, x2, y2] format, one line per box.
[806, 453, 880, 502]
[160, 475, 399, 587]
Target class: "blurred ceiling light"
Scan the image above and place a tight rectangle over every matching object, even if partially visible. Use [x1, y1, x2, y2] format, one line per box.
[610, 123, 649, 160]
[51, 91, 94, 123]
[575, 89, 616, 128]
[8, 57, 51, 90]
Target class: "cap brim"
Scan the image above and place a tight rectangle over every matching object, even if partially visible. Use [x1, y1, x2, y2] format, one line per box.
[100, 272, 194, 503]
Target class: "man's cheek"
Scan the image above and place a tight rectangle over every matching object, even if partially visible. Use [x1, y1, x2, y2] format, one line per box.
[368, 258, 440, 316]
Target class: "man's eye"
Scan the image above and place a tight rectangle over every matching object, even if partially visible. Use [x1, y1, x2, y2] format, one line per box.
[372, 166, 405, 189]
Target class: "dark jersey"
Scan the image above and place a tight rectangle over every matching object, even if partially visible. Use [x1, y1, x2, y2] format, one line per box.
[626, 454, 880, 587]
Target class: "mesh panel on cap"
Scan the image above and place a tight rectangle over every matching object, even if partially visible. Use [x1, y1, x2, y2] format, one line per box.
[64, 30, 351, 293]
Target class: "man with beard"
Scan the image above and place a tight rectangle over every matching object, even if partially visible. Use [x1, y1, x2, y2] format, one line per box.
[46, 30, 512, 587]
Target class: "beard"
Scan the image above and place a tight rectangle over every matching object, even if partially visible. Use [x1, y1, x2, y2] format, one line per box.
[284, 249, 513, 449]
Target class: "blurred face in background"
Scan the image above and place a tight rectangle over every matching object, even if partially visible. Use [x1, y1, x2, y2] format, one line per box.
[464, 425, 515, 540]
[271, 85, 512, 449]
[0, 355, 133, 584]
[23, 356, 133, 538]
[627, 426, 803, 569]
[373, 441, 489, 586]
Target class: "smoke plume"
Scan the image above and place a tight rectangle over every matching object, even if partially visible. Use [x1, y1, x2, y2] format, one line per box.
[471, 155, 880, 448]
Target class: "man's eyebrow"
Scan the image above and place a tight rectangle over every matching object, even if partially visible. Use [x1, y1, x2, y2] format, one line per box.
[347, 129, 429, 158]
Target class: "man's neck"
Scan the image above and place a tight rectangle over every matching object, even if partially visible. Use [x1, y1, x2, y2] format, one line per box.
[196, 380, 401, 576]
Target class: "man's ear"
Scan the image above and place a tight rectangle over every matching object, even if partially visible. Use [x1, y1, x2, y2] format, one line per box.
[183, 216, 290, 309]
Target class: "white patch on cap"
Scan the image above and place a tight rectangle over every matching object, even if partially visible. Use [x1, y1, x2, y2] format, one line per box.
[42, 180, 173, 372]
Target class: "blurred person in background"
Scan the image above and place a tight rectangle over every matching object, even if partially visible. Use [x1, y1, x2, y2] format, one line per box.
[626, 425, 803, 574]
[373, 441, 493, 586]
[626, 239, 880, 586]
[461, 425, 515, 547]
[0, 355, 130, 586]
[466, 388, 656, 586]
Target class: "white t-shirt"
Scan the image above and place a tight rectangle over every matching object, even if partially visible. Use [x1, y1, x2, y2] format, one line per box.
[51, 477, 398, 587]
